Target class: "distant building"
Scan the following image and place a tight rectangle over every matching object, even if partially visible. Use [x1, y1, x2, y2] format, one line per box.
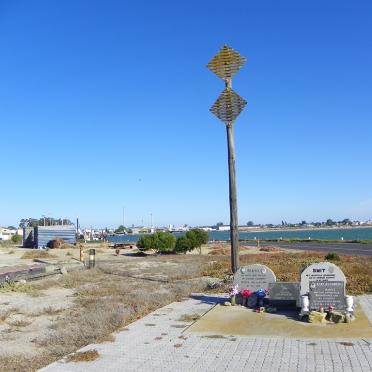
[216, 225, 230, 231]
[0, 227, 22, 241]
[23, 225, 76, 248]
[199, 227, 213, 231]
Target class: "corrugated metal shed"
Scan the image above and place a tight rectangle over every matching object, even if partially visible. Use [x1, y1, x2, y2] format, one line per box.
[23, 226, 76, 248]
[35, 226, 76, 248]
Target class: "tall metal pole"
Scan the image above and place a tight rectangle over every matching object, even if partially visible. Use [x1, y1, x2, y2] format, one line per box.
[226, 122, 239, 273]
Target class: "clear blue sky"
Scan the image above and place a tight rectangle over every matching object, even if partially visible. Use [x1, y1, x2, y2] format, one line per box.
[1, 0, 371, 228]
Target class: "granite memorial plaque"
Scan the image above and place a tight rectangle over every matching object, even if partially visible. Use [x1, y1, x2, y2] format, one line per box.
[268, 282, 300, 308]
[309, 281, 346, 310]
[233, 264, 276, 292]
[300, 262, 346, 297]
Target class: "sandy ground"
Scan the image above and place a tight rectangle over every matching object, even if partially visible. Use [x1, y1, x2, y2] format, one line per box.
[0, 244, 223, 371]
[0, 241, 303, 371]
[188, 303, 372, 339]
[0, 287, 74, 355]
[0, 240, 293, 268]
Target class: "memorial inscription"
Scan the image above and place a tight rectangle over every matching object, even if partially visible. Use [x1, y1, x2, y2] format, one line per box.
[269, 282, 300, 301]
[233, 264, 276, 292]
[309, 281, 346, 310]
[300, 262, 346, 296]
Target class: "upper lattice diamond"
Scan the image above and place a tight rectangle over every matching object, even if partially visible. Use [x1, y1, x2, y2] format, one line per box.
[207, 45, 246, 80]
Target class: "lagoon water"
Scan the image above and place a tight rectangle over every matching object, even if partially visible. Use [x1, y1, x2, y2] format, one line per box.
[107, 227, 372, 243]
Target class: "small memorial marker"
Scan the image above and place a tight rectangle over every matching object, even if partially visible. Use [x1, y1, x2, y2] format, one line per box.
[233, 264, 276, 292]
[309, 281, 346, 310]
[268, 282, 300, 308]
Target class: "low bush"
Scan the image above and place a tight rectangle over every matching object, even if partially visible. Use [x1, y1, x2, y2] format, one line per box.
[325, 252, 340, 261]
[21, 250, 56, 260]
[11, 234, 22, 244]
[137, 232, 176, 253]
[175, 236, 193, 253]
[186, 229, 209, 254]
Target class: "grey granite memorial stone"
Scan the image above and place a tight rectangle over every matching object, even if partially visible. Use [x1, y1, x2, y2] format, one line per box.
[300, 262, 346, 297]
[309, 281, 346, 310]
[233, 264, 276, 292]
[268, 282, 300, 308]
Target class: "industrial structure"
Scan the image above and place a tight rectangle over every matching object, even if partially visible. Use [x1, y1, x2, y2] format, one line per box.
[23, 225, 76, 248]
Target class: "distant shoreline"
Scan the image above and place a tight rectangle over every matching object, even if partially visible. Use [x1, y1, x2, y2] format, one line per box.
[237, 225, 372, 233]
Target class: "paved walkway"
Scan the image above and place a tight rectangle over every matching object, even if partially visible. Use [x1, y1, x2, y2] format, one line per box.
[39, 295, 372, 372]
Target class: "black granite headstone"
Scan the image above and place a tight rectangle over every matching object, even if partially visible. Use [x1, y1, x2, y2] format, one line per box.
[268, 282, 300, 308]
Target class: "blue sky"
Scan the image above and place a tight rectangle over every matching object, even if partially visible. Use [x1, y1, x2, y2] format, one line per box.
[1, 0, 371, 228]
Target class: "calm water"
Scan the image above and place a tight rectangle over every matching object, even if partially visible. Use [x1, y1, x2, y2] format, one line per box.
[107, 227, 372, 243]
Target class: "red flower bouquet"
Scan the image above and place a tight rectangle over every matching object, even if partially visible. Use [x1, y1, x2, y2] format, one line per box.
[240, 289, 253, 297]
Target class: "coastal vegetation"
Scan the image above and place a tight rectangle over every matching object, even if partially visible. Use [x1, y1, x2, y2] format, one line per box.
[202, 251, 372, 294]
[0, 256, 212, 371]
[137, 231, 176, 252]
[185, 228, 209, 254]
[325, 252, 341, 261]
[137, 229, 209, 254]
[174, 236, 193, 253]
[10, 234, 22, 244]
[1, 241, 371, 371]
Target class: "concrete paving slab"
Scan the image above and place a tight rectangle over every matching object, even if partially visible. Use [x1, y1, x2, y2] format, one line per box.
[188, 303, 372, 339]
[39, 294, 372, 372]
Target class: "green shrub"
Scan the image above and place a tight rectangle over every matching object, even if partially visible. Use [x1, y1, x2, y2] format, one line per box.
[175, 236, 193, 254]
[325, 252, 340, 261]
[11, 234, 22, 244]
[137, 232, 176, 253]
[186, 229, 209, 254]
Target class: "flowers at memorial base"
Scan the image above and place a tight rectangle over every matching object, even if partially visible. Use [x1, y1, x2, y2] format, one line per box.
[240, 289, 253, 297]
[256, 289, 267, 298]
[229, 284, 239, 297]
[256, 307, 265, 313]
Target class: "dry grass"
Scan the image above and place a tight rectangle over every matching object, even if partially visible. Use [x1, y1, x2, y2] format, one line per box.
[31, 277, 60, 291]
[259, 246, 283, 252]
[21, 250, 56, 260]
[7, 319, 32, 328]
[0, 309, 16, 323]
[0, 355, 40, 372]
[208, 247, 228, 256]
[202, 252, 372, 294]
[66, 349, 99, 363]
[60, 243, 76, 250]
[7, 252, 370, 371]
[39, 306, 64, 316]
[208, 245, 253, 256]
[60, 268, 103, 288]
[0, 282, 36, 294]
[0, 260, 210, 371]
